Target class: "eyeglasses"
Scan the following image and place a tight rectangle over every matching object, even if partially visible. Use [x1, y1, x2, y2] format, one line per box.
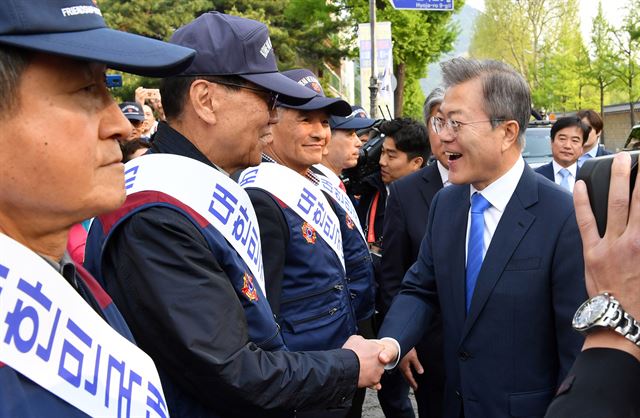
[212, 80, 279, 112]
[431, 116, 504, 135]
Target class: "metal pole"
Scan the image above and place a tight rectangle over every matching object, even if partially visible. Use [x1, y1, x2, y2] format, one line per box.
[369, 0, 378, 118]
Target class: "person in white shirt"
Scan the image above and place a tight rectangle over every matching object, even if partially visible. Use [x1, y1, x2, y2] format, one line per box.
[534, 116, 590, 192]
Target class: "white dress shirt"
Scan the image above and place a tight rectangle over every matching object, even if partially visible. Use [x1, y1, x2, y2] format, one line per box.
[386, 157, 525, 367]
[552, 160, 577, 193]
[466, 157, 525, 263]
[437, 161, 451, 188]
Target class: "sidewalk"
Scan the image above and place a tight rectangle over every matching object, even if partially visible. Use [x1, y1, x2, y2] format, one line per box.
[362, 388, 418, 417]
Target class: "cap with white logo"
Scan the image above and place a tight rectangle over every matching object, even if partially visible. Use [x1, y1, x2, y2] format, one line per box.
[169, 12, 315, 104]
[277, 69, 351, 117]
[0, 0, 195, 77]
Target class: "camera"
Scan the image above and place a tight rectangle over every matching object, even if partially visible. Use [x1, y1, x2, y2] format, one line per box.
[577, 151, 639, 237]
[342, 124, 385, 195]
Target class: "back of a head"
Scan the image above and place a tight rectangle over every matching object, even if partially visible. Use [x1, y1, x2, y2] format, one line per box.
[440, 57, 531, 146]
[378, 118, 429, 161]
[576, 109, 603, 134]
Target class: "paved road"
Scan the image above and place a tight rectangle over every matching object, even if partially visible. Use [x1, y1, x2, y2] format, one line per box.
[362, 388, 418, 418]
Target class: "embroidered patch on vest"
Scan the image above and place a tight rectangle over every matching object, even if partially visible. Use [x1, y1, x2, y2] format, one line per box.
[241, 272, 259, 302]
[345, 213, 355, 230]
[301, 222, 317, 244]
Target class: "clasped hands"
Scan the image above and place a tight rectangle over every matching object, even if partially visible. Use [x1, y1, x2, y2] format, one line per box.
[341, 335, 399, 390]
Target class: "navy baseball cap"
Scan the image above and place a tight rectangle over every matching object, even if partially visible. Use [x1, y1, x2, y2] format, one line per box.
[169, 12, 315, 104]
[277, 69, 351, 116]
[330, 106, 377, 130]
[119, 102, 145, 122]
[0, 0, 195, 77]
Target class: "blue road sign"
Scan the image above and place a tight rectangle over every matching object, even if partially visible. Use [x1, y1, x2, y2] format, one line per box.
[390, 0, 453, 10]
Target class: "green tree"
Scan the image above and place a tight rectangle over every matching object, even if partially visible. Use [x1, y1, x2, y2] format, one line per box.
[587, 2, 618, 118]
[100, 0, 210, 101]
[347, 0, 461, 118]
[609, 0, 640, 127]
[214, 0, 357, 75]
[470, 0, 586, 111]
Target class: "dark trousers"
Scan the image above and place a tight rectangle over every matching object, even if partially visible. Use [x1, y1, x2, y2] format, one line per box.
[378, 369, 415, 417]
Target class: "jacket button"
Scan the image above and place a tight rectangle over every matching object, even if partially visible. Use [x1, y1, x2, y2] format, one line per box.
[458, 351, 470, 361]
[455, 390, 462, 398]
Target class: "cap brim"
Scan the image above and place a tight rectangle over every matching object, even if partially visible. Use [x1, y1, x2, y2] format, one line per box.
[331, 117, 376, 130]
[0, 27, 195, 77]
[125, 115, 145, 121]
[241, 72, 317, 105]
[279, 96, 351, 117]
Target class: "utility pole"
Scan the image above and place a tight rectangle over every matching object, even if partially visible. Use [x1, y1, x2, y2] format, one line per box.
[369, 0, 378, 118]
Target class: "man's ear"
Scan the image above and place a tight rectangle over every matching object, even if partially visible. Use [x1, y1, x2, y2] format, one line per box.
[501, 120, 520, 152]
[189, 79, 220, 125]
[410, 155, 424, 170]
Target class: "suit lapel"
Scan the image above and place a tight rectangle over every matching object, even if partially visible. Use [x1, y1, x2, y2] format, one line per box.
[447, 186, 470, 330]
[419, 164, 444, 208]
[461, 166, 538, 340]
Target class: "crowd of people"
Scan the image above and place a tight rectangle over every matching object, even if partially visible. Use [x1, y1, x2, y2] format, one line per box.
[1, 1, 638, 418]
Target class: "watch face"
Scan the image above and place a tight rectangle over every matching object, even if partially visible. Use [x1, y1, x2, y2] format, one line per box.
[574, 294, 609, 330]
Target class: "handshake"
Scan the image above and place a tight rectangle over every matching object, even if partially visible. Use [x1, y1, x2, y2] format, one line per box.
[342, 335, 400, 390]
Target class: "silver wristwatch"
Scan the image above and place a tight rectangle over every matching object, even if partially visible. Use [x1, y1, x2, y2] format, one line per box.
[572, 293, 640, 346]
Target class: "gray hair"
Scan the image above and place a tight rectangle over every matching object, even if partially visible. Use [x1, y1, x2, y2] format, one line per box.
[422, 86, 445, 126]
[0, 46, 31, 119]
[440, 57, 531, 146]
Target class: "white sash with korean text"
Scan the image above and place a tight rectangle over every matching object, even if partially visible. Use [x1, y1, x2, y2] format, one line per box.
[313, 164, 366, 241]
[124, 153, 265, 293]
[0, 233, 169, 418]
[238, 163, 345, 270]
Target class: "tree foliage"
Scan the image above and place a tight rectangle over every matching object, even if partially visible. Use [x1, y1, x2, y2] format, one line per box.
[346, 0, 461, 118]
[470, 0, 640, 127]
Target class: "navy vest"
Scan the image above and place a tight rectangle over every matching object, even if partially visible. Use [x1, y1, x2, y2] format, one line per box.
[84, 191, 285, 353]
[330, 200, 375, 321]
[260, 193, 357, 351]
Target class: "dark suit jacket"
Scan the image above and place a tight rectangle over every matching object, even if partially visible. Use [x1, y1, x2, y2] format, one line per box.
[545, 348, 640, 418]
[379, 165, 587, 418]
[596, 144, 613, 156]
[534, 161, 554, 182]
[380, 163, 443, 315]
[381, 162, 446, 417]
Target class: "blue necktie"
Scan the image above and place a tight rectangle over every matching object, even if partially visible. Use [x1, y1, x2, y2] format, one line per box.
[558, 168, 571, 191]
[466, 193, 491, 313]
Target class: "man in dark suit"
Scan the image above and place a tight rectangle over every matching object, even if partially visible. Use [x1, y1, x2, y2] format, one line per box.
[377, 58, 586, 418]
[545, 152, 640, 418]
[534, 116, 590, 192]
[378, 87, 447, 418]
[576, 109, 612, 169]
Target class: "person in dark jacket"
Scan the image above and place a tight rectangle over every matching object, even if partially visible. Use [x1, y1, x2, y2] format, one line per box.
[545, 152, 640, 417]
[378, 88, 448, 418]
[84, 13, 390, 418]
[0, 0, 196, 416]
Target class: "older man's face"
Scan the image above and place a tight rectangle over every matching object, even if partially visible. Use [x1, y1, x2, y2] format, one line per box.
[438, 78, 509, 190]
[0, 53, 130, 230]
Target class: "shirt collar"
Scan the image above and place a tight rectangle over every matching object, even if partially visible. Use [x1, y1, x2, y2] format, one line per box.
[261, 153, 318, 185]
[470, 156, 525, 213]
[552, 160, 577, 177]
[585, 142, 599, 158]
[436, 161, 450, 187]
[151, 122, 229, 177]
